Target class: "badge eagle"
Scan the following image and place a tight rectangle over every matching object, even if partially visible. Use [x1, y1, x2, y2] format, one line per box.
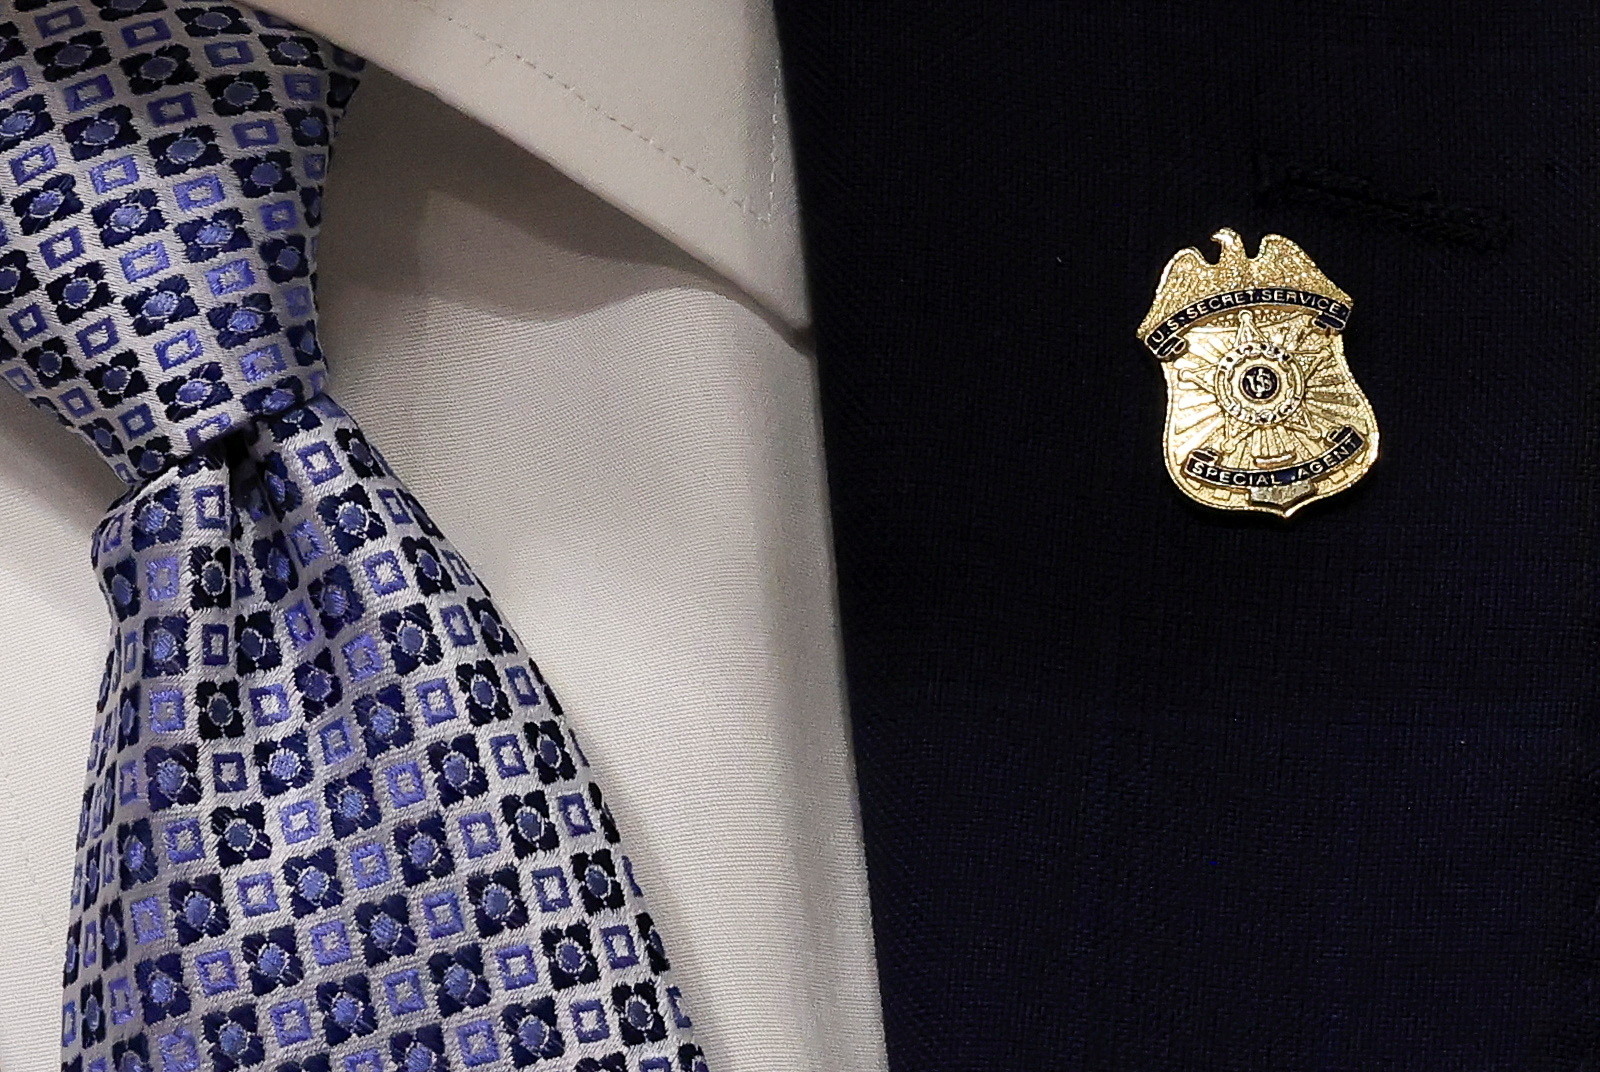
[1137, 229, 1378, 516]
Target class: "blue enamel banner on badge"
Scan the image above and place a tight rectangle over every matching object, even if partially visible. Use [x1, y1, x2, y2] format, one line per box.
[1183, 426, 1367, 488]
[1143, 287, 1351, 356]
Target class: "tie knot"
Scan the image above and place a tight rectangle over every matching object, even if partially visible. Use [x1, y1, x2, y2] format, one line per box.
[0, 3, 361, 485]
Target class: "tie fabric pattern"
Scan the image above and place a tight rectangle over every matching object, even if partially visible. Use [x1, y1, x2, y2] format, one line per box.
[0, 5, 709, 1072]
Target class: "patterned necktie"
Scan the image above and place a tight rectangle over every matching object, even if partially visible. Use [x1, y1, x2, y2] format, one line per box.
[0, 6, 708, 1072]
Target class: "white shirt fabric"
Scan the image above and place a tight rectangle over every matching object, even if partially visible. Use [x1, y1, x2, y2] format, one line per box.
[263, 0, 808, 328]
[0, 5, 886, 1072]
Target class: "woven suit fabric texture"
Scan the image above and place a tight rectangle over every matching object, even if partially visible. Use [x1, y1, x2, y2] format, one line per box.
[773, 1, 1600, 1069]
[0, 4, 707, 1071]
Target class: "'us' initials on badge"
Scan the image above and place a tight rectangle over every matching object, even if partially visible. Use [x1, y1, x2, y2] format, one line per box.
[1137, 229, 1378, 516]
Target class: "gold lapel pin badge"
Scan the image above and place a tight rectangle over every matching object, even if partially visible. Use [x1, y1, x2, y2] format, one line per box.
[1137, 228, 1378, 516]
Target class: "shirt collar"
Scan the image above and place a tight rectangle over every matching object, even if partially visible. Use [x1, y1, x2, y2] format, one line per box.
[250, 0, 808, 330]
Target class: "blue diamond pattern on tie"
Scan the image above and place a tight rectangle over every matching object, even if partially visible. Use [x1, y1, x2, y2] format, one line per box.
[0, 5, 710, 1071]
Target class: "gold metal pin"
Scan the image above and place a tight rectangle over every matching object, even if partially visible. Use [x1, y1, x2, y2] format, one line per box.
[1137, 229, 1379, 516]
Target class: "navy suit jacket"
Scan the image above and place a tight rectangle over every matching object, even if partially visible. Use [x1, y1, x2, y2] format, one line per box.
[774, 3, 1600, 1068]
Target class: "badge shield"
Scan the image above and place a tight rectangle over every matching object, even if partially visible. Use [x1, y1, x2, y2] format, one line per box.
[1138, 229, 1378, 516]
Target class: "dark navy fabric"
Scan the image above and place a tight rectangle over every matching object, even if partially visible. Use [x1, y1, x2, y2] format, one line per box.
[772, 3, 1600, 1069]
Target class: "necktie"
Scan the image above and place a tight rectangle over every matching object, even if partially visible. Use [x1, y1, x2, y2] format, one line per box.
[0, 6, 708, 1072]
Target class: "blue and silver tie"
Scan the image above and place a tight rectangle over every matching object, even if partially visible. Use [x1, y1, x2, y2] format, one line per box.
[0, 5, 707, 1071]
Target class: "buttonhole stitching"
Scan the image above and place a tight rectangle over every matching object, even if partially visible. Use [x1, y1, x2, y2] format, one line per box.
[1255, 156, 1510, 251]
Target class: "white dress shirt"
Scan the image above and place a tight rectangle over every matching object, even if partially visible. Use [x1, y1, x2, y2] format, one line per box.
[0, 4, 886, 1071]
